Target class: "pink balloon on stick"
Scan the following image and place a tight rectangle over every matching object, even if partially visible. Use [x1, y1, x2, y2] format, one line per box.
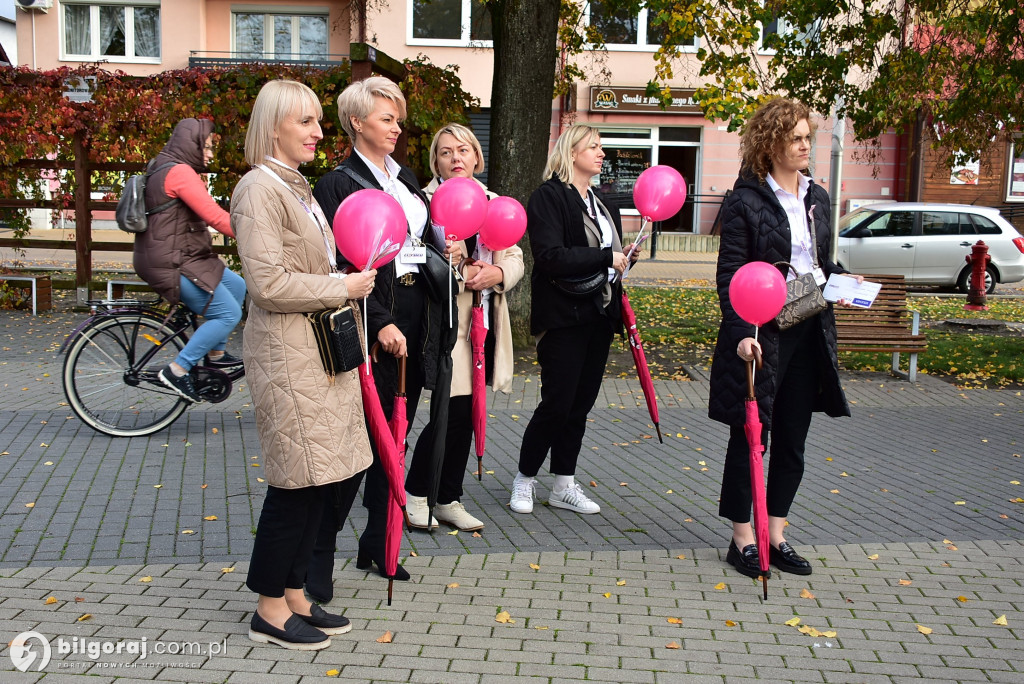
[729, 262, 787, 326]
[479, 196, 527, 251]
[633, 165, 687, 221]
[333, 189, 407, 270]
[431, 177, 487, 240]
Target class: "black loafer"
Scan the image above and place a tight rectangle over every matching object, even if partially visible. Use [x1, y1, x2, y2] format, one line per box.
[725, 539, 762, 578]
[248, 611, 329, 650]
[298, 603, 351, 635]
[770, 541, 813, 575]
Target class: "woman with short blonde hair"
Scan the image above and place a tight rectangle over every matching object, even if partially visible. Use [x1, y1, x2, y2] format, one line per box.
[243, 80, 324, 167]
[543, 123, 600, 183]
[428, 123, 486, 177]
[335, 76, 407, 140]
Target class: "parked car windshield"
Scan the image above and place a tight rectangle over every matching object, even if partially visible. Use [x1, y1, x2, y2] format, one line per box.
[839, 208, 878, 236]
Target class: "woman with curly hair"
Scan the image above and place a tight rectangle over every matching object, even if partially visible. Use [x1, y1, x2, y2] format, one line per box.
[709, 97, 858, 578]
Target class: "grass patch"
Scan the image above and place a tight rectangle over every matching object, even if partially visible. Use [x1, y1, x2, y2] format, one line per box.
[612, 288, 1024, 388]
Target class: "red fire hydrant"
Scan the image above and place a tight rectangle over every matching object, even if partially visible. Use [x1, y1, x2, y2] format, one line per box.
[964, 240, 990, 311]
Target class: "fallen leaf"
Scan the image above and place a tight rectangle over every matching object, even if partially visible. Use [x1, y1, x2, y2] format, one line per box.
[495, 611, 514, 624]
[77, 614, 92, 622]
[1011, 481, 1020, 486]
[947, 545, 958, 551]
[714, 582, 726, 590]
[410, 551, 418, 557]
[954, 501, 966, 505]
[181, 529, 195, 535]
[619, 482, 628, 487]
[201, 484, 208, 489]
[840, 472, 849, 477]
[602, 592, 611, 598]
[45, 596, 57, 605]
[485, 470, 494, 475]
[472, 531, 482, 538]
[616, 580, 626, 586]
[251, 463, 260, 467]
[798, 625, 820, 637]
[589, 481, 598, 487]
[153, 484, 162, 489]
[825, 457, 833, 461]
[943, 539, 953, 544]
[667, 617, 682, 625]
[326, 670, 339, 677]
[867, 554, 879, 560]
[898, 579, 912, 586]
[39, 442, 48, 447]
[700, 467, 708, 472]
[881, 488, 889, 492]
[698, 460, 706, 466]
[74, 597, 84, 603]
[139, 576, 152, 583]
[800, 588, 815, 599]
[830, 489, 840, 494]
[529, 563, 540, 570]
[665, 641, 680, 649]
[257, 478, 265, 483]
[448, 529, 458, 536]
[784, 617, 801, 626]
[212, 428, 218, 434]
[684, 518, 692, 522]
[916, 624, 933, 635]
[24, 502, 34, 508]
[725, 620, 737, 627]
[676, 554, 686, 560]
[221, 567, 234, 574]
[376, 631, 393, 643]
[447, 583, 459, 589]
[993, 615, 1008, 626]
[956, 596, 969, 602]
[203, 515, 218, 521]
[44, 461, 53, 466]
[999, 514, 1009, 519]
[821, 630, 837, 638]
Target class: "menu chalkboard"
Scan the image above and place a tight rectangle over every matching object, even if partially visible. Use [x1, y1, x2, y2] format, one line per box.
[599, 146, 651, 195]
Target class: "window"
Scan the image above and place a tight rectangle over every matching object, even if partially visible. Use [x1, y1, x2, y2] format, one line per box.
[62, 1, 160, 63]
[587, 1, 696, 51]
[233, 11, 328, 60]
[409, 0, 491, 46]
[1008, 139, 1024, 202]
[862, 212, 914, 238]
[757, 6, 820, 54]
[970, 214, 1003, 235]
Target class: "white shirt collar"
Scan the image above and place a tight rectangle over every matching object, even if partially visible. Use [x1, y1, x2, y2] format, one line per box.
[765, 172, 809, 199]
[353, 147, 402, 188]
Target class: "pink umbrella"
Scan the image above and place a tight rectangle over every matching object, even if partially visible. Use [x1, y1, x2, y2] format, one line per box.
[745, 347, 770, 599]
[620, 288, 662, 442]
[358, 349, 408, 606]
[470, 291, 487, 480]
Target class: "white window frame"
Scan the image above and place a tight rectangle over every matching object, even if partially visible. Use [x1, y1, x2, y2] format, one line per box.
[406, 0, 493, 48]
[597, 126, 702, 229]
[230, 6, 330, 60]
[59, 0, 161, 65]
[1007, 136, 1024, 203]
[757, 6, 821, 54]
[585, 3, 698, 53]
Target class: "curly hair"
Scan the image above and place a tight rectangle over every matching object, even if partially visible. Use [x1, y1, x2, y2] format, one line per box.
[739, 98, 817, 181]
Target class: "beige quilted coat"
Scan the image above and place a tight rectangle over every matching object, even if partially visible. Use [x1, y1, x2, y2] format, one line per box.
[423, 177, 525, 396]
[231, 160, 372, 489]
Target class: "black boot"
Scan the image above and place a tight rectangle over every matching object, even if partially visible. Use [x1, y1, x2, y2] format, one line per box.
[356, 511, 410, 582]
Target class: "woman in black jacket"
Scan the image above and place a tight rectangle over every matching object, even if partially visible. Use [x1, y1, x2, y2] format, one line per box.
[510, 123, 637, 517]
[709, 98, 857, 579]
[307, 77, 455, 602]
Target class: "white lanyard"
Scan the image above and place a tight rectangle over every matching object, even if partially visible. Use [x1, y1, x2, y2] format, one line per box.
[258, 160, 337, 271]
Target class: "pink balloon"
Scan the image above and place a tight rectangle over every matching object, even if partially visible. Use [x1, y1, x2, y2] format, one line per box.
[430, 177, 487, 241]
[332, 189, 407, 271]
[479, 196, 527, 251]
[729, 262, 787, 326]
[633, 165, 687, 221]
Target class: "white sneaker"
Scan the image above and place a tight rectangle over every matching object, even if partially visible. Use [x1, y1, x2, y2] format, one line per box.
[549, 483, 601, 514]
[434, 501, 484, 531]
[405, 493, 439, 529]
[509, 475, 536, 514]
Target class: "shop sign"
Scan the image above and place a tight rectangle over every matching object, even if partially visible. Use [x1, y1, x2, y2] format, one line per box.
[590, 86, 701, 115]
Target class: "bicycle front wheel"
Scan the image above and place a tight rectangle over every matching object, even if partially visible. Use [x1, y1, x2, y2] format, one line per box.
[63, 314, 189, 437]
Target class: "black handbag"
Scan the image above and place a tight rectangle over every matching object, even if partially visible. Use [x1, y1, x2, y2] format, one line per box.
[307, 306, 364, 378]
[419, 242, 460, 304]
[551, 271, 607, 298]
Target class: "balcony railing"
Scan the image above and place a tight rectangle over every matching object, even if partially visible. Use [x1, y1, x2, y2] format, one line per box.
[188, 51, 349, 70]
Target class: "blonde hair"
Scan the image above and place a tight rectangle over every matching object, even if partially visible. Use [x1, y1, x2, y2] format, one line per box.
[429, 123, 485, 178]
[336, 76, 407, 140]
[543, 124, 600, 184]
[244, 80, 323, 167]
[739, 97, 817, 181]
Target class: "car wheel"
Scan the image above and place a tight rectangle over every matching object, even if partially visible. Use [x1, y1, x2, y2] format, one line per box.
[957, 265, 996, 294]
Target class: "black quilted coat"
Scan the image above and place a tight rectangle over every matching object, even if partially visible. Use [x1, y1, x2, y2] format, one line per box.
[707, 172, 850, 428]
[313, 154, 457, 415]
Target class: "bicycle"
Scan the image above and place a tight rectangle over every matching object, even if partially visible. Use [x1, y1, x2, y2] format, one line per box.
[60, 296, 244, 438]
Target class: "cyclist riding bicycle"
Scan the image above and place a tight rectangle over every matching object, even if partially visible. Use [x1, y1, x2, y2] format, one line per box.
[133, 118, 246, 403]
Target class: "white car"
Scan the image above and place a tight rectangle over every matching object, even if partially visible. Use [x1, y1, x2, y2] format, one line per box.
[837, 202, 1024, 293]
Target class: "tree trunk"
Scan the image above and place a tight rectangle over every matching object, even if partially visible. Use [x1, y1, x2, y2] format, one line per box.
[486, 0, 560, 347]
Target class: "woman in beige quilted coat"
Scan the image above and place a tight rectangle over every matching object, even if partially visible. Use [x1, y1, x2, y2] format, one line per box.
[231, 79, 377, 651]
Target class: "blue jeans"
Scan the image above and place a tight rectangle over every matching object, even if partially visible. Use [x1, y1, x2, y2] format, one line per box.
[175, 269, 246, 371]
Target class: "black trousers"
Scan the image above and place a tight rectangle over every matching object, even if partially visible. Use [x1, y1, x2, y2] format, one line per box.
[406, 322, 494, 504]
[313, 281, 426, 560]
[719, 317, 819, 523]
[518, 319, 613, 477]
[247, 484, 330, 597]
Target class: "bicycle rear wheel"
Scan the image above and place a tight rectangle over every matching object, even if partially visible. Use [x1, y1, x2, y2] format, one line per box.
[63, 313, 189, 437]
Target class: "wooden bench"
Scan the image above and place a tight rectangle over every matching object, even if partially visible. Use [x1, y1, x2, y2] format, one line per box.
[0, 274, 52, 315]
[106, 278, 151, 300]
[835, 273, 927, 382]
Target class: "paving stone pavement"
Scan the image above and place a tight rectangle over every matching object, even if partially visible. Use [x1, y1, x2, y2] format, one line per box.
[1, 283, 1022, 681]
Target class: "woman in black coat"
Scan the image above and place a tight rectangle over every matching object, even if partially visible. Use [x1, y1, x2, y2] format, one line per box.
[509, 123, 638, 517]
[306, 76, 455, 602]
[709, 98, 858, 578]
